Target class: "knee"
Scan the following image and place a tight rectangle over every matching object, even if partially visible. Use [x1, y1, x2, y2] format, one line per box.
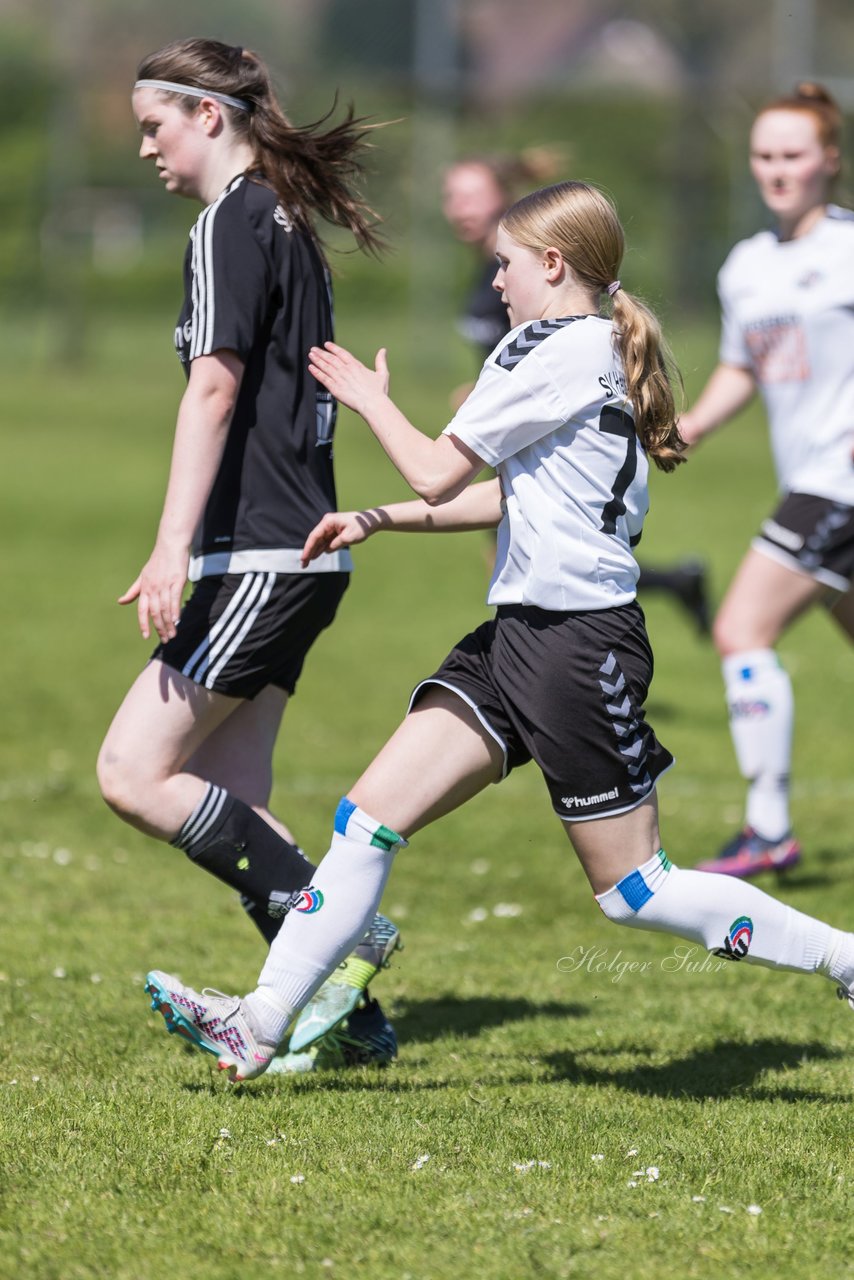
[96, 738, 148, 822]
[712, 610, 758, 658]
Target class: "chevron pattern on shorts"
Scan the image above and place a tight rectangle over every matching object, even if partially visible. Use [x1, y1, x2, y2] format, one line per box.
[496, 317, 578, 370]
[599, 650, 651, 797]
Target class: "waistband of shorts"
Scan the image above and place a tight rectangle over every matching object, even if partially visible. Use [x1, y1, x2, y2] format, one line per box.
[495, 599, 642, 624]
[188, 547, 354, 581]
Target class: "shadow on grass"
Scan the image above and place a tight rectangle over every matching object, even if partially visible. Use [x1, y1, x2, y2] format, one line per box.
[775, 862, 838, 892]
[543, 1037, 849, 1101]
[390, 994, 588, 1044]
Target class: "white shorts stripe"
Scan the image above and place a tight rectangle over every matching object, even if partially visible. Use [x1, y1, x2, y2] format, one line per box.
[193, 572, 270, 684]
[204, 572, 277, 688]
[181, 572, 260, 682]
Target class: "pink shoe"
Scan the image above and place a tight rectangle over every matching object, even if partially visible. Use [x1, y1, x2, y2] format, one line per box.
[696, 826, 802, 879]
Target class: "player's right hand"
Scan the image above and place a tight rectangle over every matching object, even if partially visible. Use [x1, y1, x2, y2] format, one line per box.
[118, 544, 188, 642]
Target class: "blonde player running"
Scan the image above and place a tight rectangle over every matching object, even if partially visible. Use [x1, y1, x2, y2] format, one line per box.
[144, 181, 854, 1081]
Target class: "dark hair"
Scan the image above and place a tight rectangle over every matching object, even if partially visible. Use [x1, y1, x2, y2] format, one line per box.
[502, 182, 685, 473]
[756, 82, 843, 178]
[137, 37, 384, 254]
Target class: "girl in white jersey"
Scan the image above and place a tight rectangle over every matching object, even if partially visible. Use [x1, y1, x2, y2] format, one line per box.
[98, 38, 400, 1069]
[680, 84, 854, 880]
[143, 181, 854, 1082]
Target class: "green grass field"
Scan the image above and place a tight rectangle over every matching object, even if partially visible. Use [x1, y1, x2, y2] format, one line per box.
[1, 306, 852, 1280]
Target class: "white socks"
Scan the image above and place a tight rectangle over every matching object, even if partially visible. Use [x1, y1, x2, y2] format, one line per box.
[722, 649, 793, 840]
[245, 799, 406, 1046]
[596, 849, 854, 987]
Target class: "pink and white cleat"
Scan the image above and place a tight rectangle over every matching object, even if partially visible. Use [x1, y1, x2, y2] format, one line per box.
[695, 826, 801, 879]
[145, 969, 276, 1082]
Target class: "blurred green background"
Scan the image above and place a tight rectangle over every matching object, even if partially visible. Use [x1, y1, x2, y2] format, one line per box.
[2, 0, 853, 377]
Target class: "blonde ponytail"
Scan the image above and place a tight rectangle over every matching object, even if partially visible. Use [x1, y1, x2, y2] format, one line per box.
[502, 182, 685, 472]
[610, 290, 685, 472]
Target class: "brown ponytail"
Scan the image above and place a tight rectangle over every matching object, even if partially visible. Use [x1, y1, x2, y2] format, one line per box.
[137, 38, 385, 254]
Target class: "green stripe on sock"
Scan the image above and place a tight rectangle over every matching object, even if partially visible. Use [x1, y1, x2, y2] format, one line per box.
[371, 823, 403, 852]
[657, 849, 672, 872]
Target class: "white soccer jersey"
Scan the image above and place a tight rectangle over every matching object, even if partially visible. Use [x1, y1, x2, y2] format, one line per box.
[444, 316, 647, 612]
[718, 205, 854, 504]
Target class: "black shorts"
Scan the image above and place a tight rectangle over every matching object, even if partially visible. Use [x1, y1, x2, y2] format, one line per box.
[754, 492, 854, 592]
[154, 571, 349, 699]
[410, 601, 674, 822]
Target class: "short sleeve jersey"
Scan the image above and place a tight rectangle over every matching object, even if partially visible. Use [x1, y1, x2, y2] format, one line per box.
[717, 205, 854, 505]
[175, 175, 352, 580]
[444, 316, 647, 612]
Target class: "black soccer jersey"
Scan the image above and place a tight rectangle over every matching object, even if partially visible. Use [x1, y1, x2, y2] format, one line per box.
[174, 175, 350, 580]
[456, 257, 511, 362]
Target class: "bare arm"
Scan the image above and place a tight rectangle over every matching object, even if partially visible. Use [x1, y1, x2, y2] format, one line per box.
[119, 350, 244, 641]
[308, 342, 487, 503]
[679, 362, 757, 446]
[301, 478, 503, 566]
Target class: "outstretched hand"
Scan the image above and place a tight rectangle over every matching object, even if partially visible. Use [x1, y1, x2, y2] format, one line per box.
[118, 544, 188, 642]
[301, 509, 386, 567]
[308, 342, 389, 417]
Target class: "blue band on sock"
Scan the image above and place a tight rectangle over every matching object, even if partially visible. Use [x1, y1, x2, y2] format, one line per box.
[334, 796, 357, 836]
[615, 868, 653, 912]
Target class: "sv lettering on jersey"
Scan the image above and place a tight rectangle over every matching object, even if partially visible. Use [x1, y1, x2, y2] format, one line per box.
[598, 369, 628, 399]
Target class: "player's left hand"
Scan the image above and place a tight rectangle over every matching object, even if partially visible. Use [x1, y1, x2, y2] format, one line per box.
[301, 509, 385, 566]
[308, 342, 389, 418]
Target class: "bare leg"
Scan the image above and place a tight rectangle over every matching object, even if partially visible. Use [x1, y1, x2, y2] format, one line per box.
[348, 685, 505, 835]
[561, 793, 661, 895]
[97, 660, 241, 838]
[184, 684, 295, 841]
[713, 547, 826, 654]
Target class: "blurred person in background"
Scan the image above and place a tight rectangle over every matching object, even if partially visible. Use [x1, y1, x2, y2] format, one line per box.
[680, 84, 854, 879]
[97, 36, 400, 1072]
[443, 151, 711, 634]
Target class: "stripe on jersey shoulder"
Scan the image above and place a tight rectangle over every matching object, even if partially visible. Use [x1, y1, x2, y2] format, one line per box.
[495, 317, 579, 371]
[189, 175, 246, 360]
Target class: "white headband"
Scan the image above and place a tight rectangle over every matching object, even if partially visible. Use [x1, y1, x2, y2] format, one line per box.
[134, 79, 251, 113]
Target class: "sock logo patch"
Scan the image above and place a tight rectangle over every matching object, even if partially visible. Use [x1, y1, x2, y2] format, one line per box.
[292, 887, 324, 914]
[730, 698, 770, 719]
[237, 856, 250, 872]
[713, 915, 753, 961]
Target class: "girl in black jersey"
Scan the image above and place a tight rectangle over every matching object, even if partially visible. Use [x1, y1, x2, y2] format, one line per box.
[145, 181, 854, 1082]
[98, 38, 399, 1068]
